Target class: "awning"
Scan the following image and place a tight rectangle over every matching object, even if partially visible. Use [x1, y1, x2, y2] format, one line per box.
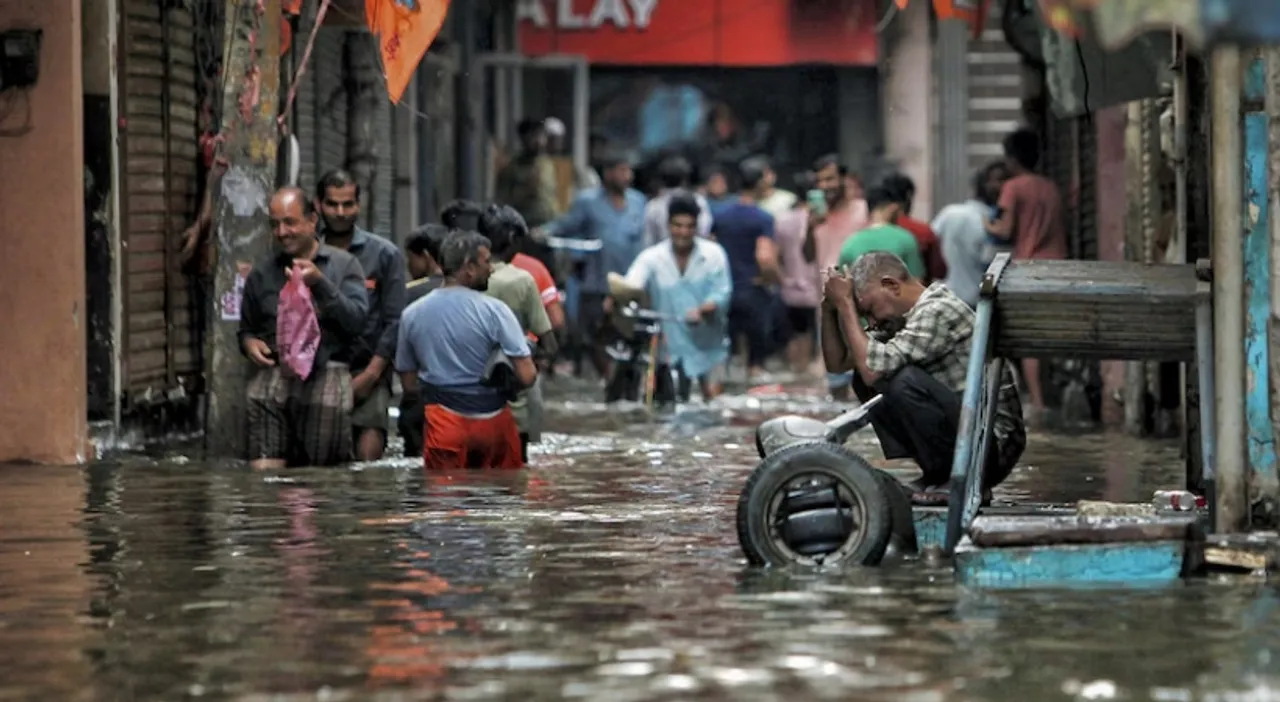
[1037, 0, 1280, 50]
[917, 0, 1280, 50]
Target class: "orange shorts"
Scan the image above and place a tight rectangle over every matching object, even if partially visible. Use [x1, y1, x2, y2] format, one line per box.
[423, 404, 524, 470]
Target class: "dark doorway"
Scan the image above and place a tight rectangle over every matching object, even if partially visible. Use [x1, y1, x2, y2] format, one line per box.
[85, 94, 114, 421]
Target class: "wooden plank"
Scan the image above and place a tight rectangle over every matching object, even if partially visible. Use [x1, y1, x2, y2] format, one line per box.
[914, 505, 1080, 551]
[954, 538, 1192, 588]
[968, 515, 1201, 548]
[1202, 533, 1280, 572]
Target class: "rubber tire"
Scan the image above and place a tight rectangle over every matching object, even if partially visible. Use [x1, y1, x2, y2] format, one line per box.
[736, 441, 894, 567]
[873, 469, 919, 556]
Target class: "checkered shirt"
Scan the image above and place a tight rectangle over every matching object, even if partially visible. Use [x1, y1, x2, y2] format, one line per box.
[865, 283, 1025, 470]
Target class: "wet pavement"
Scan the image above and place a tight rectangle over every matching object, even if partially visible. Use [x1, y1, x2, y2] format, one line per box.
[2, 377, 1277, 701]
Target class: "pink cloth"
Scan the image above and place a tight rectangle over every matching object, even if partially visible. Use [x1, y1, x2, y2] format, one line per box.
[775, 209, 820, 309]
[813, 198, 868, 272]
[277, 267, 321, 380]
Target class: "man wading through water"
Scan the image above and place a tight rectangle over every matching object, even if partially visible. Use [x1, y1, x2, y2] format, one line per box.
[315, 169, 407, 460]
[478, 205, 557, 462]
[821, 252, 1025, 502]
[985, 128, 1068, 422]
[240, 187, 370, 468]
[804, 154, 867, 400]
[390, 223, 450, 460]
[395, 232, 537, 469]
[611, 193, 733, 400]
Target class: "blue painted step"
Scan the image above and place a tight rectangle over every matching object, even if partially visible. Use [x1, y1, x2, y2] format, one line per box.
[952, 514, 1204, 588]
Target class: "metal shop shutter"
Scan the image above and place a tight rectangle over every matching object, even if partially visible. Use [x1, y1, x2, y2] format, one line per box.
[118, 0, 202, 403]
[295, 25, 349, 195]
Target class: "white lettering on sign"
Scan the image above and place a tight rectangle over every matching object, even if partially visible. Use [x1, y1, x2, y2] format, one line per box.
[517, 0, 658, 30]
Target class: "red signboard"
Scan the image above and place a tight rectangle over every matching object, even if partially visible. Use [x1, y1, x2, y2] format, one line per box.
[517, 0, 880, 66]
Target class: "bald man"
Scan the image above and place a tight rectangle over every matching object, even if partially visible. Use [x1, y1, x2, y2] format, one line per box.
[238, 187, 370, 469]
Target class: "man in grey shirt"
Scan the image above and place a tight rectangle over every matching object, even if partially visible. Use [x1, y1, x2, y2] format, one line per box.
[315, 169, 407, 461]
[932, 161, 1008, 307]
[643, 155, 713, 247]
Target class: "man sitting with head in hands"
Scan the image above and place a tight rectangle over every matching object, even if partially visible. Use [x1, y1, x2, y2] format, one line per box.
[820, 251, 1025, 502]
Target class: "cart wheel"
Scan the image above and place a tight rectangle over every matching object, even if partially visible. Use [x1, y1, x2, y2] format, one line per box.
[873, 469, 918, 556]
[736, 441, 893, 567]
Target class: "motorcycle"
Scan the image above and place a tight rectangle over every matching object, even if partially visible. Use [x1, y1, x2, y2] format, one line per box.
[603, 300, 690, 406]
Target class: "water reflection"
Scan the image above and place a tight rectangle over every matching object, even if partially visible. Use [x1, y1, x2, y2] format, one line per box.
[0, 381, 1274, 700]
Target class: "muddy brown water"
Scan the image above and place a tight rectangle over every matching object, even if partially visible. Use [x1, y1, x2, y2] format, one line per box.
[1, 379, 1274, 701]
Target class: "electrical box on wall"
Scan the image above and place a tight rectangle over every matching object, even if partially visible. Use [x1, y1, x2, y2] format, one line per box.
[0, 29, 41, 91]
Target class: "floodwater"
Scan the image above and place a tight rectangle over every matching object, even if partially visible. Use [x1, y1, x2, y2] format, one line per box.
[2, 378, 1277, 702]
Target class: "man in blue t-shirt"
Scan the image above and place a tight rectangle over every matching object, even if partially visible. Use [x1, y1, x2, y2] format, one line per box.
[710, 157, 782, 381]
[395, 231, 537, 469]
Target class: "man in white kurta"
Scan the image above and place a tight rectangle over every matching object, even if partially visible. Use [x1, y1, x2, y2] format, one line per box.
[617, 193, 733, 399]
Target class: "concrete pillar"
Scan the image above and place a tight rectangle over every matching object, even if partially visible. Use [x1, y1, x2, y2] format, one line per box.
[1210, 46, 1248, 533]
[0, 0, 89, 464]
[206, 0, 282, 457]
[881, 0, 934, 218]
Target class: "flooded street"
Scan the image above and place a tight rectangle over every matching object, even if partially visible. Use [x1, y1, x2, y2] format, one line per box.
[1, 380, 1277, 701]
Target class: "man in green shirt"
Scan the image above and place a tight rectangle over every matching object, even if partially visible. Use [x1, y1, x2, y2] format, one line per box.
[836, 185, 926, 277]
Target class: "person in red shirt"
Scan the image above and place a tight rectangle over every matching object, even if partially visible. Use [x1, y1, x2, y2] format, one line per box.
[882, 173, 946, 284]
[512, 245, 566, 332]
[986, 127, 1069, 421]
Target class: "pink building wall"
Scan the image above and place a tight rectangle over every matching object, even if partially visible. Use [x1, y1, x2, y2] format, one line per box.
[0, 0, 89, 463]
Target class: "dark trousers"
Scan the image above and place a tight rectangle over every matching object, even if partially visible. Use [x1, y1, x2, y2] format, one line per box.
[853, 366, 999, 488]
[729, 287, 780, 368]
[399, 391, 425, 459]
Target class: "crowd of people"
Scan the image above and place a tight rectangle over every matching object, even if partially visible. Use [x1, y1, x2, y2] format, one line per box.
[233, 120, 1065, 496]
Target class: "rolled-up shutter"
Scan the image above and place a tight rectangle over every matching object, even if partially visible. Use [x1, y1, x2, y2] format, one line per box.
[371, 87, 395, 236]
[118, 0, 201, 404]
[295, 25, 348, 195]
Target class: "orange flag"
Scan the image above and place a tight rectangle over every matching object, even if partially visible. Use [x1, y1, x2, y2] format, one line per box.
[365, 0, 451, 104]
[1038, 0, 1089, 37]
